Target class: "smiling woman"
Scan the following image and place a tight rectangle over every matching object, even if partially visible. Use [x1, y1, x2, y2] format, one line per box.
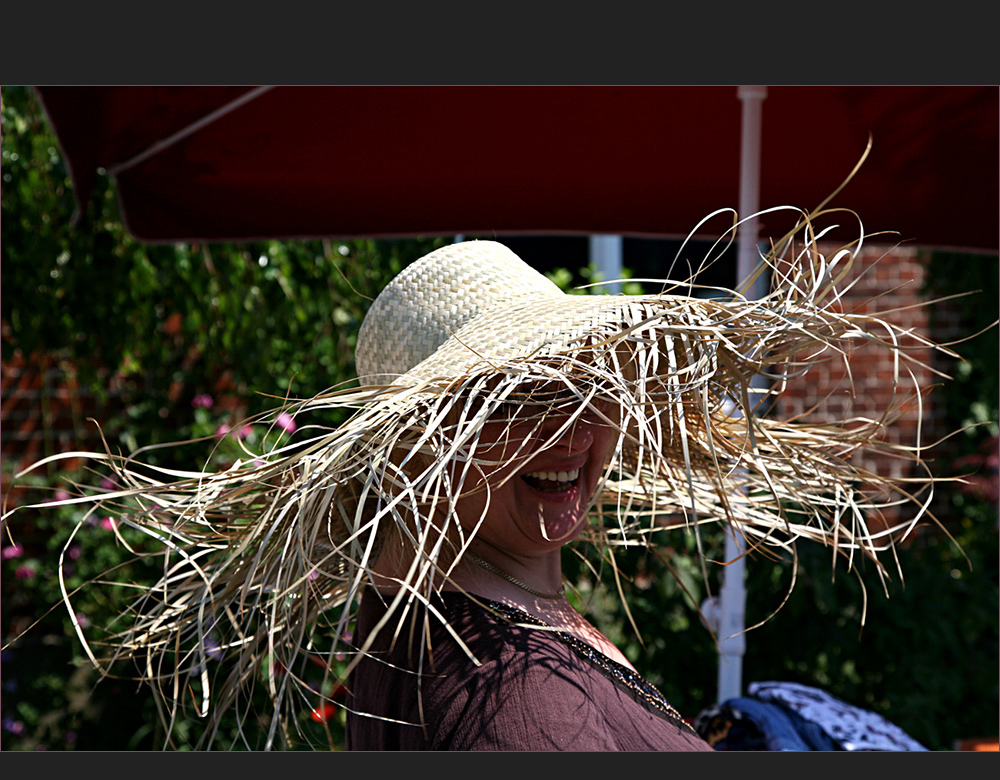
[345, 385, 711, 750]
[4, 218, 952, 751]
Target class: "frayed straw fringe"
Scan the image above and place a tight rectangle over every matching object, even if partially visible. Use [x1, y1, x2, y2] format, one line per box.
[2, 205, 959, 749]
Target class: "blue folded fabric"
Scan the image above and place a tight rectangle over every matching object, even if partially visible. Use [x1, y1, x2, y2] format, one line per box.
[749, 681, 927, 751]
[718, 697, 840, 751]
[697, 683, 926, 751]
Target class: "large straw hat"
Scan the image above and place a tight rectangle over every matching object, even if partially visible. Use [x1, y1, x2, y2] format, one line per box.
[8, 209, 945, 748]
[355, 240, 708, 388]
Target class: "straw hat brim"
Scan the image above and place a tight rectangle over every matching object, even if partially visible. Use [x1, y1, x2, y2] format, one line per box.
[5, 214, 950, 749]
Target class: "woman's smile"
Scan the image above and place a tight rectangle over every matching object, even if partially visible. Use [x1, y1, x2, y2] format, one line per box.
[521, 467, 581, 493]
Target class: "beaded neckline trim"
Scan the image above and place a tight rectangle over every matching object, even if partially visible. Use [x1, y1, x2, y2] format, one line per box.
[483, 599, 697, 735]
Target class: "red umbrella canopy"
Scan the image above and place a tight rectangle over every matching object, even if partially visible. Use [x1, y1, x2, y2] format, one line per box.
[34, 85, 999, 251]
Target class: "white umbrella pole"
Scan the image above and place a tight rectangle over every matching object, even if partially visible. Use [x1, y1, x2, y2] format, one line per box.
[589, 234, 623, 294]
[715, 85, 768, 704]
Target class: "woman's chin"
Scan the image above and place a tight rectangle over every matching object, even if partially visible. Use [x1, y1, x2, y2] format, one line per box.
[534, 503, 589, 545]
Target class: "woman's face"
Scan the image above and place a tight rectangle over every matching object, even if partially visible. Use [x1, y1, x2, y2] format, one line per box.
[452, 395, 619, 558]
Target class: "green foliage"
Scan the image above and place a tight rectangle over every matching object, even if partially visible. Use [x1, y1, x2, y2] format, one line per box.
[546, 263, 647, 296]
[1, 462, 357, 750]
[923, 252, 999, 443]
[1, 465, 163, 750]
[1, 85, 437, 750]
[739, 516, 997, 751]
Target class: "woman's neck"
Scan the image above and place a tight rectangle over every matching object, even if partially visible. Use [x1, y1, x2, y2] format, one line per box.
[451, 555, 637, 671]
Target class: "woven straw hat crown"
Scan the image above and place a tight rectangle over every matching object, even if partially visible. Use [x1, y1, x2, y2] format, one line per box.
[355, 241, 565, 385]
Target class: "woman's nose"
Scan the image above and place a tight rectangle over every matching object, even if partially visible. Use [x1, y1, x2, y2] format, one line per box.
[541, 413, 594, 454]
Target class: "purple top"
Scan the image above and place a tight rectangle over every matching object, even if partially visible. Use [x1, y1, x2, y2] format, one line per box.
[345, 591, 712, 751]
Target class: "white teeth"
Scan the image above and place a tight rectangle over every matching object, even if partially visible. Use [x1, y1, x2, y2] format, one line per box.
[524, 469, 580, 483]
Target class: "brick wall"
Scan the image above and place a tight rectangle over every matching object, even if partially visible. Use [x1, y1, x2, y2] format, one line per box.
[3, 355, 93, 452]
[774, 244, 963, 529]
[0, 353, 112, 500]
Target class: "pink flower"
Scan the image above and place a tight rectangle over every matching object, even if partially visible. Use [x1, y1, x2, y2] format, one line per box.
[15, 564, 35, 580]
[192, 393, 215, 408]
[953, 435, 999, 504]
[276, 412, 297, 434]
[3, 717, 25, 736]
[217, 422, 254, 439]
[2, 543, 24, 560]
[43, 488, 72, 506]
[100, 517, 117, 531]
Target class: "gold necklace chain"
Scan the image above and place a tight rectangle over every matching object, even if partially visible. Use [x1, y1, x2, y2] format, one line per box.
[467, 553, 566, 600]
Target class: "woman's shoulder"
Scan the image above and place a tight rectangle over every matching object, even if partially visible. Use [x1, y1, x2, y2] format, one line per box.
[351, 590, 711, 751]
